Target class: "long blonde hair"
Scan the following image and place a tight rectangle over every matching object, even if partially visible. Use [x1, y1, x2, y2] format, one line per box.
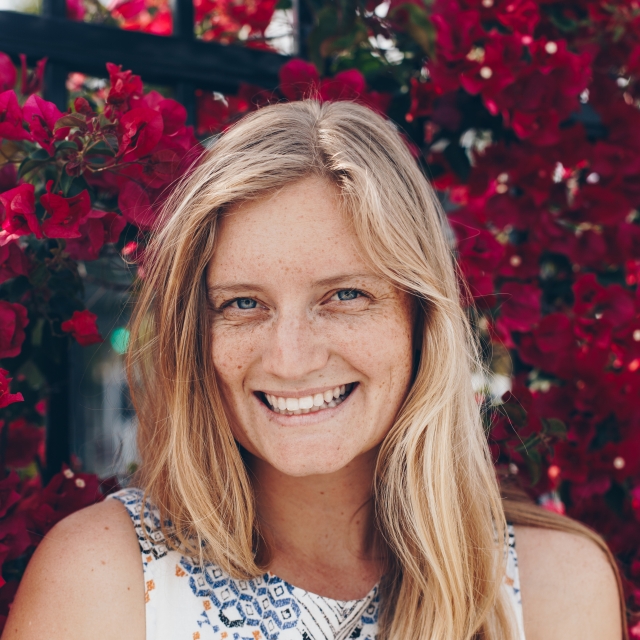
[127, 100, 625, 640]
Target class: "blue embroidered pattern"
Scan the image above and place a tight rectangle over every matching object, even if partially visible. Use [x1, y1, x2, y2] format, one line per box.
[109, 487, 521, 640]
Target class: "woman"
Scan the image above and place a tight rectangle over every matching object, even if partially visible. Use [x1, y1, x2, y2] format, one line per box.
[3, 101, 624, 640]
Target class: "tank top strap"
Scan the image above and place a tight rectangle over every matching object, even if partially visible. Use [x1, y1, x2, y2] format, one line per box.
[505, 523, 526, 640]
[109, 487, 171, 563]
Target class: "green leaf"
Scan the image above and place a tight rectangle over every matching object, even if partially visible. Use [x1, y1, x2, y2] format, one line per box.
[55, 140, 79, 152]
[31, 318, 45, 348]
[18, 158, 45, 179]
[28, 263, 50, 287]
[17, 359, 45, 388]
[543, 418, 567, 437]
[55, 114, 87, 131]
[31, 148, 50, 161]
[60, 169, 75, 196]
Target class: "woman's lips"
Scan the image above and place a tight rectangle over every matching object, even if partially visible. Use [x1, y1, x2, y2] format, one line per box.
[260, 383, 355, 415]
[254, 383, 359, 423]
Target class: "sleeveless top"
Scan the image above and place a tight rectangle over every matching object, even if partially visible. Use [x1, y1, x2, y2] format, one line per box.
[109, 488, 526, 640]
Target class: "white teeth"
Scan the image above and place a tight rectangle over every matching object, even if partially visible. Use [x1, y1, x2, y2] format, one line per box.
[299, 395, 314, 410]
[264, 384, 353, 416]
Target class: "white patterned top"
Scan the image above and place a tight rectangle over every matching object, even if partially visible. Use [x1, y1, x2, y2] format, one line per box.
[109, 488, 525, 640]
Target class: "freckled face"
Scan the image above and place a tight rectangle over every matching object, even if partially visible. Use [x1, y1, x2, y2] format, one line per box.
[206, 176, 415, 477]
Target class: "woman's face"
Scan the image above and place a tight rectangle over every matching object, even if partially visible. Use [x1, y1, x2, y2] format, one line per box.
[207, 176, 415, 477]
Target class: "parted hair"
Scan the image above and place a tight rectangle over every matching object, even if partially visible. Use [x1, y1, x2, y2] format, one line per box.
[127, 100, 626, 640]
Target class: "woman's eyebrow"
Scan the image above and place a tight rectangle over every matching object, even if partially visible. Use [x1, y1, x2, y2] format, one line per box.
[207, 284, 268, 296]
[208, 274, 381, 295]
[312, 273, 383, 287]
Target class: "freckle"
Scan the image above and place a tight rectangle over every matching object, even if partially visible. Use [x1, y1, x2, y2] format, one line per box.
[104, 526, 109, 530]
[237, 365, 242, 369]
[101, 560, 106, 565]
[319, 492, 325, 495]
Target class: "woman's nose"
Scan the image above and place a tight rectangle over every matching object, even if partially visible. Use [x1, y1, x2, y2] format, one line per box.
[261, 310, 329, 380]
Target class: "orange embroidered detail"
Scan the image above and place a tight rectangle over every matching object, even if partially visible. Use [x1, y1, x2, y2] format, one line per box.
[146, 555, 152, 563]
[253, 631, 262, 639]
[221, 633, 228, 639]
[176, 565, 186, 577]
[504, 575, 514, 587]
[146, 579, 156, 591]
[193, 633, 200, 639]
[203, 599, 211, 611]
[144, 592, 150, 603]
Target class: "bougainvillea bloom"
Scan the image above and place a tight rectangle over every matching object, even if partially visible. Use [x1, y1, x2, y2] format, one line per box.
[40, 181, 91, 239]
[118, 107, 164, 161]
[0, 53, 15, 93]
[0, 301, 28, 359]
[1, 419, 44, 468]
[65, 210, 127, 261]
[0, 369, 23, 409]
[22, 94, 68, 154]
[0, 91, 30, 141]
[0, 241, 30, 284]
[61, 310, 103, 346]
[0, 183, 40, 245]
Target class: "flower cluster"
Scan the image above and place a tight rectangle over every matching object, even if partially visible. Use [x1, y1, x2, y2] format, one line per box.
[1, 0, 640, 634]
[402, 0, 640, 625]
[0, 54, 198, 628]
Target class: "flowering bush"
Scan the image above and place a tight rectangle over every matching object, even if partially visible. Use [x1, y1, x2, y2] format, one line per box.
[1, 0, 640, 634]
[0, 55, 198, 628]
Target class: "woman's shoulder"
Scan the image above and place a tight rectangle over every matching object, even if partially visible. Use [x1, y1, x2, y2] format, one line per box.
[513, 525, 623, 640]
[1, 491, 145, 640]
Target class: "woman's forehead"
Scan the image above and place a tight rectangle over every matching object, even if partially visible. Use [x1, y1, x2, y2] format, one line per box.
[207, 177, 372, 284]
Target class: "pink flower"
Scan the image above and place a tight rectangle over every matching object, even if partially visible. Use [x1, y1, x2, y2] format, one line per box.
[0, 241, 30, 284]
[118, 107, 164, 161]
[0, 183, 41, 244]
[0, 369, 23, 409]
[66, 210, 126, 261]
[117, 179, 156, 230]
[105, 63, 143, 116]
[497, 282, 541, 333]
[278, 59, 320, 101]
[40, 181, 91, 239]
[1, 418, 44, 468]
[0, 90, 30, 141]
[0, 301, 28, 358]
[61, 309, 103, 346]
[66, 0, 85, 20]
[0, 472, 20, 519]
[0, 53, 16, 93]
[19, 55, 46, 96]
[23, 94, 69, 154]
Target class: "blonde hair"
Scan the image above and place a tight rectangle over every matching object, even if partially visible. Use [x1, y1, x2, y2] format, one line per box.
[127, 100, 625, 640]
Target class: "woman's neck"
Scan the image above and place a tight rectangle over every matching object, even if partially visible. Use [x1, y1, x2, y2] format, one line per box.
[248, 448, 385, 600]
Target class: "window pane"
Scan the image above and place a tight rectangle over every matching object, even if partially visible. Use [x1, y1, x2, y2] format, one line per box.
[67, 0, 173, 36]
[195, 1, 295, 55]
[0, 0, 41, 15]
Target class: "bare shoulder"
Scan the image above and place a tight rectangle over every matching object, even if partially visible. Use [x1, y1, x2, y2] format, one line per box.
[514, 525, 623, 640]
[2, 498, 145, 640]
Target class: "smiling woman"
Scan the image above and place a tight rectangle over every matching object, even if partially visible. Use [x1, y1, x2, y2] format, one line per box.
[2, 101, 624, 640]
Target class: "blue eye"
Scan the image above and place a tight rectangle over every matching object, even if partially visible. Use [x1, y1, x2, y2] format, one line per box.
[235, 298, 257, 309]
[336, 289, 360, 301]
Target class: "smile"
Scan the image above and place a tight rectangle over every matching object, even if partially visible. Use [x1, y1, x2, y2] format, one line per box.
[259, 383, 356, 416]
